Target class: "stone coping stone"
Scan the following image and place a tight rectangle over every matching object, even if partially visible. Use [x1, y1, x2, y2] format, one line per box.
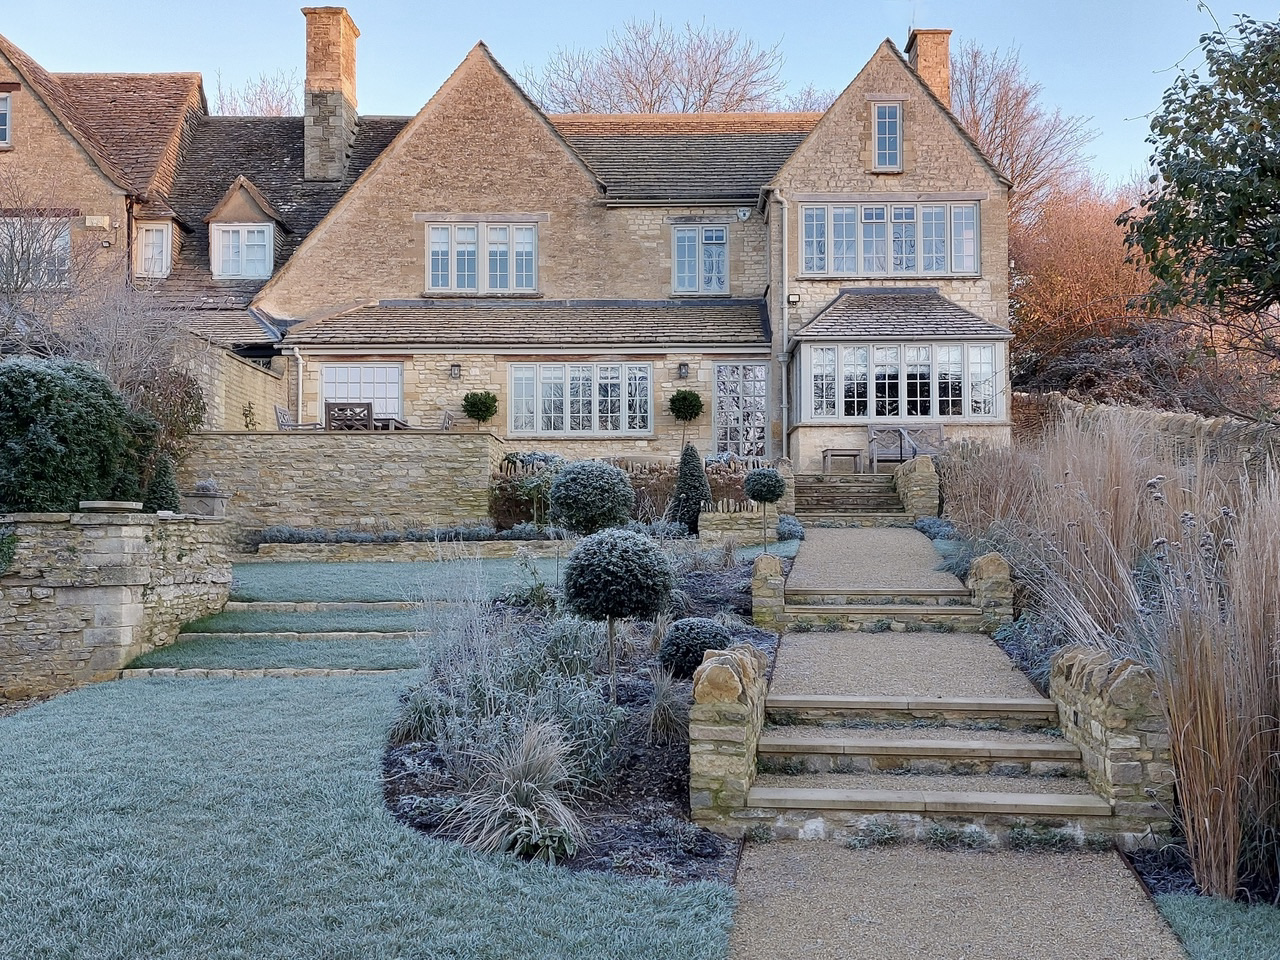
[78, 501, 143, 512]
[782, 603, 982, 616]
[176, 631, 417, 642]
[746, 786, 1112, 817]
[765, 694, 1057, 714]
[757, 734, 1080, 761]
[785, 585, 972, 598]
[120, 667, 414, 679]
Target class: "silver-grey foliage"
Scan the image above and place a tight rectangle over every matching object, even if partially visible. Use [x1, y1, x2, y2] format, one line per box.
[549, 460, 636, 534]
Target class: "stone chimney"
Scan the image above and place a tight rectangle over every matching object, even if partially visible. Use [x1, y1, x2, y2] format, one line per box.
[303, 6, 359, 182]
[905, 28, 952, 108]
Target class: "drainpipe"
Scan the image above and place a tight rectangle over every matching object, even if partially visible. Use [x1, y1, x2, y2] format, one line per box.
[291, 347, 304, 421]
[778, 190, 791, 461]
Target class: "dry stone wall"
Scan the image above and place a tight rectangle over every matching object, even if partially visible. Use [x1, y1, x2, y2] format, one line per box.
[0, 512, 230, 698]
[179, 432, 503, 547]
[893, 455, 940, 518]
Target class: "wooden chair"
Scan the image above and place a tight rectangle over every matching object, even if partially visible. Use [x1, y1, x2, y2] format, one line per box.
[274, 404, 323, 431]
[325, 402, 375, 431]
[440, 410, 456, 431]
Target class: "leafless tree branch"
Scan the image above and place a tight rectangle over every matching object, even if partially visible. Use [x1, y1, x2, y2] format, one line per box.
[213, 69, 302, 116]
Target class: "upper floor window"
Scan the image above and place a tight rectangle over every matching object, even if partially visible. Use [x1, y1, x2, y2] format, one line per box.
[428, 221, 537, 294]
[801, 201, 980, 277]
[673, 225, 728, 295]
[873, 103, 902, 171]
[0, 216, 70, 288]
[211, 223, 272, 279]
[135, 222, 171, 279]
[0, 94, 10, 147]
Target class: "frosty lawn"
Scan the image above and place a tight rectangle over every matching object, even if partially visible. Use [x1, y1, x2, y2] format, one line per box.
[180, 607, 431, 635]
[128, 633, 422, 670]
[1157, 894, 1280, 960]
[0, 676, 734, 960]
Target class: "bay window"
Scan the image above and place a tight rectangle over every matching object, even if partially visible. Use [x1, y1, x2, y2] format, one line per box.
[801, 201, 980, 276]
[806, 341, 1001, 421]
[511, 363, 651, 435]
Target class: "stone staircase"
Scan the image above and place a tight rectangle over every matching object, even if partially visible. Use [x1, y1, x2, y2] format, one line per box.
[793, 474, 912, 527]
[782, 584, 986, 633]
[740, 692, 1115, 844]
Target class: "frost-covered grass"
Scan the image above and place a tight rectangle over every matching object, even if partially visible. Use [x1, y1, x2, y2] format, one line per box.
[1157, 894, 1280, 960]
[733, 539, 801, 563]
[181, 608, 430, 635]
[230, 557, 565, 603]
[0, 676, 734, 960]
[129, 634, 422, 670]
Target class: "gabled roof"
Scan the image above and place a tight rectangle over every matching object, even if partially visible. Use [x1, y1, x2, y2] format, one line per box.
[204, 175, 291, 231]
[795, 288, 1012, 341]
[554, 114, 816, 202]
[0, 34, 135, 191]
[282, 298, 771, 348]
[52, 72, 205, 199]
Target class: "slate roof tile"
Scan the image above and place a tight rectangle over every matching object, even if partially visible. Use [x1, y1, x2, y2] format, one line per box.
[795, 288, 1012, 340]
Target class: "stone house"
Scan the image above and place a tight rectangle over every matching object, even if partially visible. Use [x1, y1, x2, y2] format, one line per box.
[0, 9, 1012, 469]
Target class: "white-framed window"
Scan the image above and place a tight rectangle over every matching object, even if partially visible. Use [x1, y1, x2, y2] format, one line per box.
[321, 364, 403, 419]
[873, 102, 902, 171]
[800, 201, 980, 277]
[0, 94, 10, 146]
[805, 340, 1001, 421]
[715, 362, 769, 456]
[0, 216, 71, 288]
[135, 221, 171, 279]
[428, 221, 537, 294]
[211, 223, 272, 279]
[510, 363, 651, 435]
[673, 225, 728, 295]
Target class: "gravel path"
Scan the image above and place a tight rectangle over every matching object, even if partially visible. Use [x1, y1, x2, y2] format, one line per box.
[770, 631, 1039, 698]
[752, 771, 1095, 794]
[787, 528, 963, 593]
[730, 845, 1188, 960]
[761, 725, 1066, 744]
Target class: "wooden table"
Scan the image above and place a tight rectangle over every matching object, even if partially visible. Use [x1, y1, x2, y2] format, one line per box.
[822, 448, 864, 473]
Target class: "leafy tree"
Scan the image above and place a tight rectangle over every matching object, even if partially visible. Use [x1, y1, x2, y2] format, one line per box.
[1121, 16, 1280, 321]
[0, 357, 134, 511]
[461, 390, 499, 424]
[671, 443, 711, 533]
[744, 467, 786, 555]
[563, 529, 675, 701]
[549, 461, 635, 534]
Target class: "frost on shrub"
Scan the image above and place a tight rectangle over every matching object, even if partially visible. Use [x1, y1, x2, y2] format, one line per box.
[993, 613, 1070, 694]
[914, 516, 958, 540]
[625, 519, 691, 540]
[777, 514, 805, 542]
[671, 443, 713, 533]
[549, 460, 635, 534]
[143, 455, 181, 513]
[658, 617, 733, 679]
[563, 529, 675, 699]
[744, 467, 785, 504]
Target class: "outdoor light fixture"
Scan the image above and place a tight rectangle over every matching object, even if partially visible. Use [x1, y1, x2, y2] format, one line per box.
[449, 363, 461, 379]
[787, 293, 801, 305]
[677, 362, 689, 379]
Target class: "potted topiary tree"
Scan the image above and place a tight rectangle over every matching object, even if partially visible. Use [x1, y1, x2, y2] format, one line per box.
[461, 390, 498, 427]
[744, 466, 786, 555]
[671, 443, 712, 534]
[668, 388, 703, 447]
[563, 528, 675, 702]
[549, 460, 635, 535]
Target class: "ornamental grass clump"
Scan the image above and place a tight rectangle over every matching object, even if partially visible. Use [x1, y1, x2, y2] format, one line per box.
[563, 529, 675, 701]
[549, 460, 635, 534]
[658, 617, 732, 680]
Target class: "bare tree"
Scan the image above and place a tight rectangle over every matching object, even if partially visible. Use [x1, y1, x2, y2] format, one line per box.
[523, 17, 787, 113]
[950, 40, 1095, 228]
[779, 84, 839, 112]
[213, 69, 302, 116]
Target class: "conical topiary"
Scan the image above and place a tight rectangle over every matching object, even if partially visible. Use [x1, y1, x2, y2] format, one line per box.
[671, 443, 712, 533]
[143, 454, 182, 513]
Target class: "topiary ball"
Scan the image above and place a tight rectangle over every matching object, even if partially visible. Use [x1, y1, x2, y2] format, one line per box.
[563, 529, 675, 623]
[668, 389, 704, 423]
[549, 460, 636, 535]
[744, 467, 786, 505]
[461, 390, 499, 424]
[659, 617, 734, 680]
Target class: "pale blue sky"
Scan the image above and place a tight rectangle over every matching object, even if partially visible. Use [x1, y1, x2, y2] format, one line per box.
[4, 1, 1274, 182]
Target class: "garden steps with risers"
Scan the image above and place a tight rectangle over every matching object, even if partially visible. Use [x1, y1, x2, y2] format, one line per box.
[785, 585, 971, 606]
[794, 513, 914, 528]
[793, 475, 910, 527]
[223, 601, 422, 613]
[779, 602, 984, 631]
[765, 694, 1060, 730]
[758, 726, 1082, 776]
[177, 631, 418, 643]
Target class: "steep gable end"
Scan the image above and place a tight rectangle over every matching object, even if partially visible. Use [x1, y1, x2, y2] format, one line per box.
[205, 175, 290, 231]
[771, 39, 1009, 193]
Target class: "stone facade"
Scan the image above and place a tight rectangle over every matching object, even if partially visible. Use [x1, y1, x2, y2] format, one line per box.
[688, 643, 770, 834]
[184, 333, 287, 431]
[893, 455, 940, 518]
[0, 511, 230, 698]
[966, 551, 1015, 633]
[1050, 646, 1175, 845]
[179, 431, 504, 547]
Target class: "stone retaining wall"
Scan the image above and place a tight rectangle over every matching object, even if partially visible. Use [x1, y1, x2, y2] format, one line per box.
[894, 455, 940, 518]
[179, 431, 504, 548]
[689, 643, 770, 834]
[750, 554, 786, 630]
[1, 512, 231, 698]
[1050, 646, 1175, 845]
[699, 506, 778, 545]
[966, 552, 1015, 633]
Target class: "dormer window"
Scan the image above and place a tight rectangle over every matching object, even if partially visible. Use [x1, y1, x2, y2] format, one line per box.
[0, 94, 10, 147]
[135, 221, 172, 279]
[211, 223, 272, 279]
[873, 103, 902, 172]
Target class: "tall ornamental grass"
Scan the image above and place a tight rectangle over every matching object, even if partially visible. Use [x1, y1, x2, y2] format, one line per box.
[940, 408, 1280, 900]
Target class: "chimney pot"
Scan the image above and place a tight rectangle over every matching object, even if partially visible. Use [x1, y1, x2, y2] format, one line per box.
[905, 28, 952, 108]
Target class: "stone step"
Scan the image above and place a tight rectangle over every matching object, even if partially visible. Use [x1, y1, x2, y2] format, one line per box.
[765, 694, 1060, 730]
[795, 476, 897, 487]
[780, 603, 984, 631]
[224, 601, 421, 613]
[176, 631, 418, 643]
[758, 727, 1081, 776]
[794, 498, 906, 510]
[792, 513, 914, 528]
[785, 586, 971, 606]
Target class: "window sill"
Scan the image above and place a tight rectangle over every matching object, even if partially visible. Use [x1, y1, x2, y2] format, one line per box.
[671, 290, 731, 298]
[793, 273, 982, 281]
[212, 275, 272, 282]
[0, 145, 12, 152]
[421, 291, 543, 299]
[508, 432, 656, 439]
[869, 169, 904, 175]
